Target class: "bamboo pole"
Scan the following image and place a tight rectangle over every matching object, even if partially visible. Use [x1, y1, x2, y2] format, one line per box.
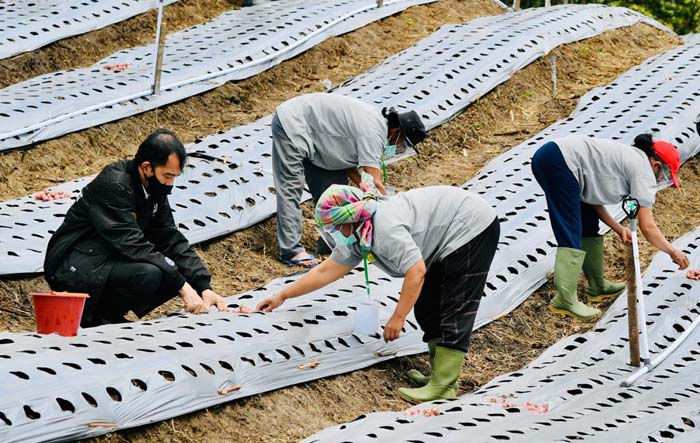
[550, 55, 557, 98]
[626, 242, 641, 367]
[151, 1, 166, 95]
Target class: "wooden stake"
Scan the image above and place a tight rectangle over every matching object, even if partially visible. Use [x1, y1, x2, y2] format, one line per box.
[626, 242, 641, 367]
[514, 0, 521, 10]
[151, 2, 166, 95]
[377, 0, 384, 6]
[550, 55, 557, 99]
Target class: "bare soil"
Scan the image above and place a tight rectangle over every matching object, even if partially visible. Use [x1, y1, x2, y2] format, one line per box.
[0, 3, 689, 443]
[0, 0, 503, 200]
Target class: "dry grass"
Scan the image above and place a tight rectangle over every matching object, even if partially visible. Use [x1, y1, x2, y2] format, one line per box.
[0, 0, 502, 200]
[0, 4, 690, 443]
[0, 0, 504, 331]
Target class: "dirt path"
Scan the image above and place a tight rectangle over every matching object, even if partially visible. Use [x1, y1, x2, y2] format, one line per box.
[0, 0, 502, 201]
[0, 19, 685, 442]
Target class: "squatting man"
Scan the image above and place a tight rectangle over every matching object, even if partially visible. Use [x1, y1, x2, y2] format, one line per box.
[44, 130, 230, 327]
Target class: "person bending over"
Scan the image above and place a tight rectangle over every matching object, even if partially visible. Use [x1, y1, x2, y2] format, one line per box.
[257, 175, 499, 403]
[531, 133, 689, 320]
[272, 92, 426, 267]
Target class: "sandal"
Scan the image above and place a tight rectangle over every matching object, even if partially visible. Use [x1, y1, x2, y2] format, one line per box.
[280, 253, 319, 268]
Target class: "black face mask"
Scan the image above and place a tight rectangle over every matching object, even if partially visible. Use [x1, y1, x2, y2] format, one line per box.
[146, 173, 173, 199]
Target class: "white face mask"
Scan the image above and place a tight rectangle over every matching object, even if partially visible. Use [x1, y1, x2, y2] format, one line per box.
[656, 162, 672, 185]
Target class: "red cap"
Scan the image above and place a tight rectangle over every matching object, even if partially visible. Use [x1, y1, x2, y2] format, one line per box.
[652, 141, 681, 188]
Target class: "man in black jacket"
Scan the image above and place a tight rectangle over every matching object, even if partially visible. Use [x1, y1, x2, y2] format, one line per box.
[44, 129, 229, 327]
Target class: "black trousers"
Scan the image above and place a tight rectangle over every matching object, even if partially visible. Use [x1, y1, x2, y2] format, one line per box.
[82, 262, 179, 327]
[413, 217, 500, 353]
[303, 159, 348, 253]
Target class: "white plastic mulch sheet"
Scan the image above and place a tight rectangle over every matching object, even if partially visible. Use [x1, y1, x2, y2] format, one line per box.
[0, 4, 670, 276]
[0, 0, 177, 60]
[304, 230, 700, 443]
[0, 267, 424, 443]
[0, 16, 697, 443]
[0, 0, 438, 151]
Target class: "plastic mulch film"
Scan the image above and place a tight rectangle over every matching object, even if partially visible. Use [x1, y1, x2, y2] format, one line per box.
[0, 0, 177, 60]
[0, 0, 438, 151]
[0, 267, 421, 443]
[0, 5, 671, 276]
[0, 25, 697, 443]
[303, 229, 700, 443]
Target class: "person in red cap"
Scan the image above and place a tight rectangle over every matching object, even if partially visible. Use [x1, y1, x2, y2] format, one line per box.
[530, 133, 689, 320]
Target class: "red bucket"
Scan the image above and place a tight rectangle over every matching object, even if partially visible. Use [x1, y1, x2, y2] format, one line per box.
[31, 292, 89, 337]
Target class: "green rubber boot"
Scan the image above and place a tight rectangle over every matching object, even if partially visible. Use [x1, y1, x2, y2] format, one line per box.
[406, 340, 438, 386]
[399, 346, 465, 403]
[548, 247, 601, 320]
[581, 237, 625, 302]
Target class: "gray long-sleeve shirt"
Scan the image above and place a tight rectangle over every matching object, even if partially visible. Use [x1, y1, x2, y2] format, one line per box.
[275, 93, 387, 171]
[554, 135, 657, 208]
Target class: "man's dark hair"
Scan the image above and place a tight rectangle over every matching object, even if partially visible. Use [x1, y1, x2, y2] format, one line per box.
[134, 128, 187, 170]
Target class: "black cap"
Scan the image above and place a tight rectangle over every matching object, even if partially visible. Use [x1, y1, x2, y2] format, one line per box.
[397, 111, 426, 148]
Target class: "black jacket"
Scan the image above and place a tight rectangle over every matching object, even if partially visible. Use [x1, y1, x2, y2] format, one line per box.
[44, 159, 211, 297]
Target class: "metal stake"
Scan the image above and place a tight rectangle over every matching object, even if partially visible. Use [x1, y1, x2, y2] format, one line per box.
[377, 0, 384, 6]
[151, 1, 166, 95]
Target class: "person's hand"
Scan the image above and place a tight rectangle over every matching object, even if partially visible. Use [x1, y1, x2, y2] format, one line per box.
[616, 226, 632, 243]
[255, 294, 286, 313]
[373, 177, 387, 196]
[670, 248, 690, 270]
[201, 289, 232, 312]
[359, 166, 386, 195]
[179, 283, 208, 314]
[383, 312, 405, 342]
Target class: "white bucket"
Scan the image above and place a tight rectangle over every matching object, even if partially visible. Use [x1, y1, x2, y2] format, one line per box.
[354, 301, 380, 336]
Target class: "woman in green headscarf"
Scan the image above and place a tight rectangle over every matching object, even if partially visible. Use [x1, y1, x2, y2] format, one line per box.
[256, 174, 500, 403]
